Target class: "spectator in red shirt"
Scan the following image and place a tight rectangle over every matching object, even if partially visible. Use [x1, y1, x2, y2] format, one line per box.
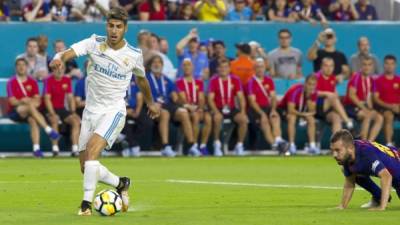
[278, 75, 319, 155]
[176, 59, 212, 156]
[373, 55, 400, 147]
[208, 58, 248, 156]
[247, 58, 289, 154]
[329, 0, 359, 21]
[23, 0, 52, 22]
[344, 57, 383, 142]
[43, 63, 81, 157]
[139, 0, 166, 21]
[7, 58, 59, 158]
[315, 57, 354, 133]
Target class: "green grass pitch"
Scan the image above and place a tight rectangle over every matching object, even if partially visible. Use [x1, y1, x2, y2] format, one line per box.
[0, 156, 398, 225]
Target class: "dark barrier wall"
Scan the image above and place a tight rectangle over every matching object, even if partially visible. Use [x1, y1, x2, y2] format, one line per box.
[0, 22, 400, 77]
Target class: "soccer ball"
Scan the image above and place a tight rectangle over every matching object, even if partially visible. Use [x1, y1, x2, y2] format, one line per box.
[94, 189, 123, 216]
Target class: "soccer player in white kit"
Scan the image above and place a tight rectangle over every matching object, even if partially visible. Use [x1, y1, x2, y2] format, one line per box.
[50, 7, 160, 216]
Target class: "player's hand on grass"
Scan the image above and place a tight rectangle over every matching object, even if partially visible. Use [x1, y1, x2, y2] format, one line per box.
[147, 102, 161, 119]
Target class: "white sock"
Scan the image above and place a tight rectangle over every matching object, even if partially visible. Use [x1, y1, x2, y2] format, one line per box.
[290, 142, 295, 147]
[33, 144, 40, 152]
[236, 142, 243, 147]
[44, 126, 52, 134]
[200, 143, 206, 149]
[214, 140, 221, 146]
[52, 145, 59, 152]
[191, 143, 198, 149]
[98, 164, 120, 187]
[72, 145, 78, 152]
[310, 142, 317, 148]
[275, 136, 283, 144]
[83, 160, 100, 202]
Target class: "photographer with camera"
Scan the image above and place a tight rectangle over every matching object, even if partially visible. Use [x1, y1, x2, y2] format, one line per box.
[307, 28, 350, 83]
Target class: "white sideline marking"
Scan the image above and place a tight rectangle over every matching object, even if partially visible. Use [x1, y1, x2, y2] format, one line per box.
[166, 179, 359, 191]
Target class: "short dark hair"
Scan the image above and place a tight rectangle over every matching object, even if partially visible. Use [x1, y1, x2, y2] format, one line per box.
[53, 39, 64, 47]
[330, 130, 354, 146]
[384, 54, 397, 63]
[15, 57, 28, 66]
[278, 29, 291, 37]
[107, 7, 128, 25]
[305, 74, 317, 83]
[26, 37, 38, 46]
[322, 56, 334, 64]
[361, 55, 373, 62]
[212, 40, 225, 48]
[218, 58, 230, 66]
[150, 33, 161, 43]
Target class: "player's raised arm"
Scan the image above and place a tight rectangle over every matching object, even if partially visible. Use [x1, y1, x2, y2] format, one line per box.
[338, 174, 356, 209]
[49, 49, 77, 71]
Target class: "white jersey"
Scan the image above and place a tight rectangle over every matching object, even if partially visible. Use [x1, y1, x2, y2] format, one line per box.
[71, 34, 145, 114]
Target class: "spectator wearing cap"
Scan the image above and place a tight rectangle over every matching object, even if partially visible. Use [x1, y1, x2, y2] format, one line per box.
[0, 0, 10, 21]
[225, 0, 252, 21]
[194, 0, 227, 22]
[139, 0, 167, 21]
[23, 0, 51, 22]
[268, 0, 296, 22]
[209, 40, 232, 77]
[350, 37, 380, 75]
[230, 42, 255, 85]
[329, 0, 359, 21]
[16, 37, 48, 80]
[355, 0, 377, 20]
[307, 28, 350, 82]
[268, 29, 303, 79]
[292, 0, 328, 25]
[176, 28, 210, 80]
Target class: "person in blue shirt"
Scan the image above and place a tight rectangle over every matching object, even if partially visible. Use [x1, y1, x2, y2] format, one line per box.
[120, 77, 154, 157]
[355, 0, 378, 20]
[74, 75, 86, 118]
[225, 0, 252, 21]
[176, 29, 210, 80]
[146, 55, 200, 157]
[331, 129, 400, 211]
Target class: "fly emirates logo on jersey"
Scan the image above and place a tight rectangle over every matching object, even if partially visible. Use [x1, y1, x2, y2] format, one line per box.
[93, 62, 127, 80]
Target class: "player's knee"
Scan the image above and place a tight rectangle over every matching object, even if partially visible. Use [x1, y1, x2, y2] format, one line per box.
[213, 113, 222, 123]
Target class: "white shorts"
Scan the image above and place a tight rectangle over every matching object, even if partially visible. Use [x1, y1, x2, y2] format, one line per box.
[78, 109, 126, 152]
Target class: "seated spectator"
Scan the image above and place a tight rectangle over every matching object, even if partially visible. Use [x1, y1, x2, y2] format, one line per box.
[315, 0, 332, 18]
[149, 33, 176, 81]
[121, 76, 154, 157]
[292, 0, 328, 25]
[166, 0, 179, 20]
[43, 63, 81, 157]
[268, 0, 296, 22]
[37, 35, 52, 67]
[307, 28, 350, 83]
[176, 59, 212, 156]
[159, 37, 169, 54]
[209, 40, 232, 77]
[225, 0, 252, 21]
[23, 0, 51, 21]
[278, 75, 319, 155]
[115, 0, 143, 19]
[373, 55, 400, 147]
[176, 2, 196, 20]
[138, 0, 166, 21]
[194, 0, 227, 22]
[230, 42, 255, 85]
[208, 58, 248, 156]
[16, 37, 49, 80]
[70, 0, 109, 22]
[74, 75, 86, 118]
[343, 57, 383, 142]
[315, 57, 354, 133]
[50, 0, 71, 22]
[329, 0, 359, 21]
[247, 58, 289, 154]
[146, 55, 198, 157]
[350, 37, 380, 75]
[268, 29, 303, 79]
[7, 58, 59, 158]
[0, 0, 10, 21]
[53, 39, 82, 79]
[355, 0, 377, 20]
[250, 0, 267, 20]
[176, 28, 209, 80]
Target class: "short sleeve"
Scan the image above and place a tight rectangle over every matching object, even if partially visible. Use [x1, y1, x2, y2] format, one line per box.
[234, 77, 243, 93]
[175, 80, 184, 92]
[133, 52, 145, 78]
[70, 35, 96, 57]
[43, 78, 51, 95]
[246, 80, 254, 95]
[66, 78, 72, 93]
[340, 52, 348, 65]
[348, 76, 356, 88]
[6, 81, 14, 97]
[208, 79, 217, 94]
[197, 80, 204, 93]
[372, 78, 380, 93]
[268, 78, 275, 91]
[74, 80, 83, 97]
[363, 151, 386, 177]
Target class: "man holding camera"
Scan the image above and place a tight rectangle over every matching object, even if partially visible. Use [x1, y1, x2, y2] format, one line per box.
[307, 28, 350, 83]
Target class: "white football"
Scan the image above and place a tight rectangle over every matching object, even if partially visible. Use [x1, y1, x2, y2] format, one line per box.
[94, 189, 123, 216]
